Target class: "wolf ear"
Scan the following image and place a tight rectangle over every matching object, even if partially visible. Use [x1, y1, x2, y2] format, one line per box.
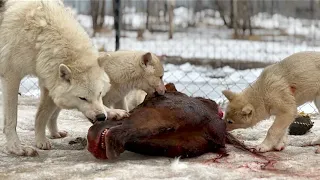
[222, 90, 235, 101]
[59, 64, 71, 82]
[241, 104, 253, 116]
[98, 52, 111, 68]
[141, 52, 152, 67]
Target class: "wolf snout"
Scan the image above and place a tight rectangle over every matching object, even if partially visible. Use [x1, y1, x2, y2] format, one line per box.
[156, 85, 166, 95]
[96, 114, 107, 121]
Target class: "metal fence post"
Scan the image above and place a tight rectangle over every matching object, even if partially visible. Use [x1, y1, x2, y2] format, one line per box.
[113, 0, 121, 51]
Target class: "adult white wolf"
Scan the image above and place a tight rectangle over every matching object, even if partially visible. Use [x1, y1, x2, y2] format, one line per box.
[0, 0, 126, 156]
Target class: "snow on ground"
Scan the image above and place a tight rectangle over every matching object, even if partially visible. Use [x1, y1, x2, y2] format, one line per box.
[0, 96, 320, 180]
[93, 31, 320, 62]
[252, 12, 320, 39]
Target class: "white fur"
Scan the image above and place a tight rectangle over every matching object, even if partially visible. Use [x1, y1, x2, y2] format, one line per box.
[223, 51, 320, 153]
[0, 0, 111, 156]
[125, 89, 147, 111]
[99, 50, 165, 112]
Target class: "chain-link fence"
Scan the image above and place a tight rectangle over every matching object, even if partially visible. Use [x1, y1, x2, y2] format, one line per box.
[18, 0, 320, 114]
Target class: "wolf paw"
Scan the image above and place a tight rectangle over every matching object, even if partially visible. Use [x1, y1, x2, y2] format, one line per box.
[6, 141, 38, 156]
[274, 141, 286, 151]
[50, 131, 68, 139]
[36, 138, 52, 150]
[274, 135, 288, 151]
[255, 143, 273, 152]
[107, 109, 130, 120]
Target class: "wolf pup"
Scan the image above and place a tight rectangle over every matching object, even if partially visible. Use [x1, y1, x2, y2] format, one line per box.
[98, 51, 166, 112]
[125, 89, 147, 111]
[0, 0, 126, 156]
[222, 51, 320, 153]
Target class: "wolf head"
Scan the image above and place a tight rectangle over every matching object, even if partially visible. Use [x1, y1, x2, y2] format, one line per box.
[52, 54, 111, 123]
[138, 52, 166, 96]
[222, 90, 256, 131]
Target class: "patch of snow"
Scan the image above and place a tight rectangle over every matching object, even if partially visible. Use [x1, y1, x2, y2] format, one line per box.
[0, 99, 320, 179]
[252, 12, 320, 39]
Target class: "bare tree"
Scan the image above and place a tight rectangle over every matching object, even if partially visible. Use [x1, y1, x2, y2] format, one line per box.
[215, 0, 232, 28]
[168, 0, 175, 39]
[194, 0, 203, 22]
[146, 0, 150, 30]
[91, 0, 106, 37]
[240, 0, 253, 36]
[215, 0, 253, 38]
[232, 0, 238, 38]
[113, 0, 121, 50]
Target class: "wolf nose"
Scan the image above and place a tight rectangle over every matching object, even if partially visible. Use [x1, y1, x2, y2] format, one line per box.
[96, 114, 106, 121]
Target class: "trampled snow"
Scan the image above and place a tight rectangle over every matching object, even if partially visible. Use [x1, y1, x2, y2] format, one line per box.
[0, 97, 320, 180]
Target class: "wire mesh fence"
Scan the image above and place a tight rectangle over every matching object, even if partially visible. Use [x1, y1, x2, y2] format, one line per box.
[18, 0, 320, 114]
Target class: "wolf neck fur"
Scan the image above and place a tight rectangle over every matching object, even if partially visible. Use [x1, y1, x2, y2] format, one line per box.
[104, 53, 143, 85]
[32, 2, 98, 92]
[243, 83, 270, 125]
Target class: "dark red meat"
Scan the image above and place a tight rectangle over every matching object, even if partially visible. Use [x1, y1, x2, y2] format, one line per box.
[87, 83, 247, 160]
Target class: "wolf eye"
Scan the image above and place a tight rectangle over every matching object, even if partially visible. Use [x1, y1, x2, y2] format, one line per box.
[227, 120, 233, 124]
[79, 97, 88, 101]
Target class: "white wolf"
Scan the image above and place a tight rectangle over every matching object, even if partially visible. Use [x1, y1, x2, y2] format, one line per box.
[0, 0, 125, 156]
[99, 51, 166, 112]
[125, 89, 147, 111]
[222, 51, 320, 153]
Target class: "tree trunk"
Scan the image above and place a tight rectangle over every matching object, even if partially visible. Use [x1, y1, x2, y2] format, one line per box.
[232, 0, 238, 38]
[168, 0, 175, 39]
[146, 0, 150, 30]
[215, 0, 231, 28]
[230, 0, 234, 29]
[98, 0, 105, 28]
[113, 0, 121, 50]
[91, 0, 99, 37]
[91, 0, 105, 37]
[248, 0, 253, 35]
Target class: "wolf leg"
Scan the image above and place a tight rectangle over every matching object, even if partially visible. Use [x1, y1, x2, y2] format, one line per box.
[46, 108, 67, 139]
[113, 98, 129, 111]
[35, 86, 57, 150]
[274, 128, 288, 151]
[103, 95, 129, 120]
[256, 107, 295, 152]
[1, 75, 38, 156]
[104, 106, 129, 120]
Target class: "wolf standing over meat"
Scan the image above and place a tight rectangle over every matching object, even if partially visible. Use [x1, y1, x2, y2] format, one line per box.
[222, 51, 320, 153]
[98, 51, 166, 112]
[0, 0, 127, 156]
